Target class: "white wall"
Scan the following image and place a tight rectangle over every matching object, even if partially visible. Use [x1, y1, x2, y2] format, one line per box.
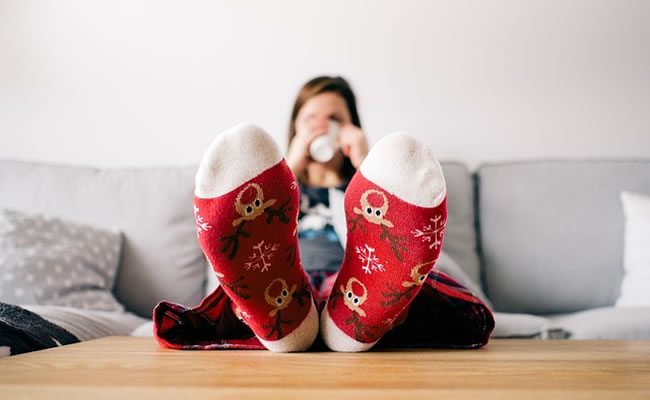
[1, 0, 649, 170]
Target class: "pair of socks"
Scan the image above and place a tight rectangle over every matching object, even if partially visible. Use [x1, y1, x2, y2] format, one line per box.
[194, 123, 447, 352]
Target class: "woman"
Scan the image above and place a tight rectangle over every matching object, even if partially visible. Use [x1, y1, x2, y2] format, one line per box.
[152, 76, 494, 353]
[286, 76, 368, 186]
[286, 76, 369, 277]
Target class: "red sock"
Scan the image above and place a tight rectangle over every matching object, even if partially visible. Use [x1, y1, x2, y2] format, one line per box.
[194, 123, 318, 352]
[320, 132, 447, 351]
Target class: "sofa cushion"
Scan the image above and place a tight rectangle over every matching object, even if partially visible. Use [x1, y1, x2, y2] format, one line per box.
[548, 307, 650, 339]
[491, 312, 554, 339]
[0, 160, 205, 317]
[439, 162, 481, 286]
[478, 160, 650, 314]
[616, 191, 650, 307]
[22, 305, 149, 341]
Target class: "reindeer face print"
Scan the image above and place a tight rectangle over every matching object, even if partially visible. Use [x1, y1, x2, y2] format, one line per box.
[233, 183, 276, 226]
[354, 189, 393, 228]
[380, 260, 437, 307]
[340, 277, 368, 317]
[403, 260, 435, 288]
[264, 278, 296, 317]
[348, 188, 408, 261]
[220, 183, 292, 260]
[233, 305, 244, 321]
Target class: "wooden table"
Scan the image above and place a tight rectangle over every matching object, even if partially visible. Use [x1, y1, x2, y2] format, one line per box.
[1, 337, 649, 399]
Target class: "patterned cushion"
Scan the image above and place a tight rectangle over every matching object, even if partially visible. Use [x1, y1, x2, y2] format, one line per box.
[0, 208, 123, 311]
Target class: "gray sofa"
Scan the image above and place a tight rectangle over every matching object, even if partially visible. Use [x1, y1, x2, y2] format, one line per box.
[1, 158, 649, 340]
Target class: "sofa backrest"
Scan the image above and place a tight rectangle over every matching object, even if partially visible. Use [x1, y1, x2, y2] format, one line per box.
[1, 158, 481, 319]
[439, 162, 481, 285]
[0, 160, 205, 317]
[477, 160, 650, 314]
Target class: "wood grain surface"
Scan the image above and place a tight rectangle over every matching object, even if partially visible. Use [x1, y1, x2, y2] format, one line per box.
[1, 337, 649, 399]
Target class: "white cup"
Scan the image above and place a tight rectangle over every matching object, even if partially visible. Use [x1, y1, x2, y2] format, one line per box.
[309, 120, 340, 163]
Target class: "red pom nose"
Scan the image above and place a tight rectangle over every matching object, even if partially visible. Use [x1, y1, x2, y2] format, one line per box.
[366, 191, 385, 208]
[417, 262, 432, 275]
[350, 280, 365, 296]
[240, 185, 258, 204]
[268, 279, 284, 296]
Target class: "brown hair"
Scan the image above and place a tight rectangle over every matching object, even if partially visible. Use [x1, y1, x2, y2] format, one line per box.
[288, 76, 361, 182]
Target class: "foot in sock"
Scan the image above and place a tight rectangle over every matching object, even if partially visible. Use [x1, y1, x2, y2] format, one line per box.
[320, 132, 447, 352]
[193, 122, 318, 352]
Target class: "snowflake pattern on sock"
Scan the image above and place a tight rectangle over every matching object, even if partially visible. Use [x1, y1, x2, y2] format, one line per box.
[194, 206, 212, 236]
[411, 215, 446, 250]
[245, 240, 280, 272]
[355, 244, 386, 274]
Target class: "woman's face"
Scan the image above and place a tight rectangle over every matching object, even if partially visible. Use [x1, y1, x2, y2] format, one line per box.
[294, 92, 352, 138]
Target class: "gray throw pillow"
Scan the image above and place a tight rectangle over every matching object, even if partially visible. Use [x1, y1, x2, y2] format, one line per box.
[0, 208, 124, 312]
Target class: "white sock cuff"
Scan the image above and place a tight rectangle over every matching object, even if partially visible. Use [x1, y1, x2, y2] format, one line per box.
[360, 131, 446, 208]
[195, 122, 283, 199]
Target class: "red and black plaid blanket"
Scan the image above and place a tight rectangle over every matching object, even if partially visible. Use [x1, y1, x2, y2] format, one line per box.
[153, 269, 494, 350]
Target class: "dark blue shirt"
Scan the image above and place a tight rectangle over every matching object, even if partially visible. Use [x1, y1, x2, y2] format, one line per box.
[297, 181, 348, 271]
